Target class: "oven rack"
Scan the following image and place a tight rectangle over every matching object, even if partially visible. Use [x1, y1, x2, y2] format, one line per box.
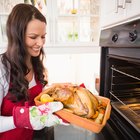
[110, 65, 140, 93]
[111, 101, 140, 133]
[110, 91, 140, 133]
[111, 66, 140, 81]
[110, 89, 140, 99]
[109, 65, 140, 133]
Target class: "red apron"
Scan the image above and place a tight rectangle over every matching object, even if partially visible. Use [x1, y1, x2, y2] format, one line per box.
[0, 80, 43, 140]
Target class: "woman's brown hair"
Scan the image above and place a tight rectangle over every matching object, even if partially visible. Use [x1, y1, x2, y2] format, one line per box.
[1, 3, 48, 102]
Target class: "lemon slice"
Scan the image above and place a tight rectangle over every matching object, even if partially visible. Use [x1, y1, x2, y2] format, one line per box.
[40, 94, 54, 103]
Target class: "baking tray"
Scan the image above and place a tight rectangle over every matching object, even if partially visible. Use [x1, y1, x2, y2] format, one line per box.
[34, 89, 111, 133]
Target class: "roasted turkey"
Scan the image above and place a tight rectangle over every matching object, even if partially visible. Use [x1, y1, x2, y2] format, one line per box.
[43, 84, 99, 118]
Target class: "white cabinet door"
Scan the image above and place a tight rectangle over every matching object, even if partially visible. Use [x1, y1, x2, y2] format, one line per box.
[55, 0, 100, 45]
[126, 0, 140, 19]
[100, 0, 126, 27]
[0, 0, 24, 13]
[100, 0, 140, 28]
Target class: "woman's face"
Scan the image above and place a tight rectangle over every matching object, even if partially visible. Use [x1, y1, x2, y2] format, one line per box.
[25, 19, 46, 57]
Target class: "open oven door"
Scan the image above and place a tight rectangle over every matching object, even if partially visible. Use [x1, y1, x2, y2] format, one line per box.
[99, 19, 140, 140]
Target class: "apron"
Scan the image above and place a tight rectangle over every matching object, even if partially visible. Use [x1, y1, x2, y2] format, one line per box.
[0, 80, 43, 140]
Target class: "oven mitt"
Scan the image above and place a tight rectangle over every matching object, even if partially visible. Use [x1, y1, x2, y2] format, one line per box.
[13, 102, 69, 130]
[79, 83, 86, 88]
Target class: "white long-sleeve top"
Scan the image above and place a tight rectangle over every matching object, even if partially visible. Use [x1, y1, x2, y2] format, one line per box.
[0, 56, 36, 133]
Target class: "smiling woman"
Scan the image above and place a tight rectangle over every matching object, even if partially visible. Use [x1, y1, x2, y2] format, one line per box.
[0, 3, 67, 140]
[25, 19, 46, 57]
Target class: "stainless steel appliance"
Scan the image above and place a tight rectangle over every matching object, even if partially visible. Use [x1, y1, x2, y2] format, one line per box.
[99, 19, 140, 140]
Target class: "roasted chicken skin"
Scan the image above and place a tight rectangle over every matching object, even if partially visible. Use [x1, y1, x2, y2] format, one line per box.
[43, 84, 99, 118]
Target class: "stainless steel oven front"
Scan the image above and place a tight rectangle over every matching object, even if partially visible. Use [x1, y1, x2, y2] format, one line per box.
[99, 19, 140, 140]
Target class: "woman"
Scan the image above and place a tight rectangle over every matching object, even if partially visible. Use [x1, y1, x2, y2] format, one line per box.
[0, 3, 66, 140]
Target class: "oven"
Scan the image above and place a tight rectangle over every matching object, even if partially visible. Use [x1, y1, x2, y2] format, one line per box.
[99, 19, 140, 140]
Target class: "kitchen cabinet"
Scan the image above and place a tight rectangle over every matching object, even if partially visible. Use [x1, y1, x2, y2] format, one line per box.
[0, 0, 101, 47]
[100, 0, 140, 28]
[126, 0, 140, 19]
[0, 0, 24, 46]
[0, 0, 24, 13]
[100, 0, 125, 27]
[0, 14, 8, 44]
[47, 0, 101, 46]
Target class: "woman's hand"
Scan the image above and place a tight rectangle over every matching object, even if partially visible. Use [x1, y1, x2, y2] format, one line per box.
[13, 102, 68, 130]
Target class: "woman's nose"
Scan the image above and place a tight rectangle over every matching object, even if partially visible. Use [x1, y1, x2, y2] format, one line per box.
[36, 38, 45, 46]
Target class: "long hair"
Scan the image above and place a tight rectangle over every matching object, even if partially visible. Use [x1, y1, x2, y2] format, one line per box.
[1, 3, 48, 102]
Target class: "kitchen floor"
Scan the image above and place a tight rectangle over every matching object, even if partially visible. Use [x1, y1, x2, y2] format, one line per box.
[54, 125, 105, 140]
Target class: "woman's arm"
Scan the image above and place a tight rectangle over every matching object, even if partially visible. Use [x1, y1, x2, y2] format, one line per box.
[0, 116, 15, 133]
[0, 87, 16, 133]
[0, 61, 15, 133]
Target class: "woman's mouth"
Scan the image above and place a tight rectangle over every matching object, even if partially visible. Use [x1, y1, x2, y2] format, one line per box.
[32, 47, 41, 51]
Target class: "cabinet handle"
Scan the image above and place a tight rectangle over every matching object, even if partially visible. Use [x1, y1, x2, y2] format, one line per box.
[115, 0, 131, 13]
[115, 0, 122, 13]
[115, 0, 118, 13]
[122, 0, 131, 9]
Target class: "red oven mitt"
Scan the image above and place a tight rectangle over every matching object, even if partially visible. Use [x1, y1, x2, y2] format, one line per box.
[79, 83, 86, 88]
[13, 102, 69, 130]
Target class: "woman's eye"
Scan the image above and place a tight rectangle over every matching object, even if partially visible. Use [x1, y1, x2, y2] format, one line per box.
[29, 35, 46, 40]
[30, 36, 37, 39]
[42, 36, 46, 39]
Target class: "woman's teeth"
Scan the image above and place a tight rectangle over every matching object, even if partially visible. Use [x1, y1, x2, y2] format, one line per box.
[32, 47, 41, 51]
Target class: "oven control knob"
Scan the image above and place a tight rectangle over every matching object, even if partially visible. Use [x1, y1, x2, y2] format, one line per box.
[112, 34, 118, 42]
[129, 30, 137, 42]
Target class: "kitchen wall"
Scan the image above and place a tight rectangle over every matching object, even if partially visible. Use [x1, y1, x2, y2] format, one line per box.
[44, 48, 100, 95]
